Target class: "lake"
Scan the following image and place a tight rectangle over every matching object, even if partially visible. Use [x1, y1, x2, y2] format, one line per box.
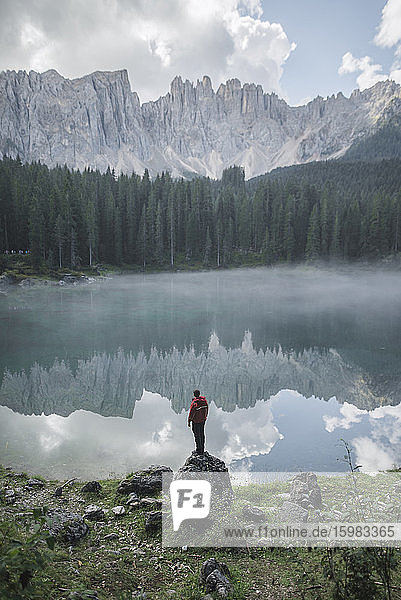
[1, 265, 401, 479]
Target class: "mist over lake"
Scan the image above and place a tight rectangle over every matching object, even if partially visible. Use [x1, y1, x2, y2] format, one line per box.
[1, 265, 401, 478]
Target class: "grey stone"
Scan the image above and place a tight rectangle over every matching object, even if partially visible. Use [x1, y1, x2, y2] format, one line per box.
[117, 465, 172, 497]
[144, 510, 162, 533]
[81, 481, 102, 494]
[84, 505, 105, 521]
[242, 505, 267, 522]
[290, 479, 309, 502]
[25, 478, 45, 489]
[200, 558, 232, 597]
[175, 452, 233, 510]
[140, 497, 162, 509]
[111, 505, 126, 516]
[290, 472, 323, 510]
[178, 451, 228, 474]
[309, 487, 323, 509]
[49, 510, 89, 544]
[206, 570, 232, 597]
[279, 501, 309, 523]
[126, 491, 140, 504]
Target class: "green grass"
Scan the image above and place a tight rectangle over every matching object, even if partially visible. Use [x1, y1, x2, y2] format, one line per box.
[1, 465, 401, 600]
[0, 250, 274, 284]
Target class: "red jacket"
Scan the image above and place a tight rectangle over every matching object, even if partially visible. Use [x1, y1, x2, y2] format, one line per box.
[188, 396, 208, 424]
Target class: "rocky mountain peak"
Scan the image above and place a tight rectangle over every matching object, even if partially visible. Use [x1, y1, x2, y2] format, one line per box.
[0, 68, 400, 179]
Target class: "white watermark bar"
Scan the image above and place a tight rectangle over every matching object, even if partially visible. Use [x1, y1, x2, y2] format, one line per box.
[162, 471, 401, 547]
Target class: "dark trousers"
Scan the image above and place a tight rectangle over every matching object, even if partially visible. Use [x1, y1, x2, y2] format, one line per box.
[192, 421, 205, 454]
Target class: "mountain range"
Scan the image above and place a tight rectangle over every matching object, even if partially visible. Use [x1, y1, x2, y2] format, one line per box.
[1, 68, 401, 179]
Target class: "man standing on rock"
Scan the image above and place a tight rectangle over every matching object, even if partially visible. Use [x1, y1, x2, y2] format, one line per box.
[188, 389, 208, 454]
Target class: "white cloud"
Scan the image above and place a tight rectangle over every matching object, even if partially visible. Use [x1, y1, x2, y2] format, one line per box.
[375, 0, 401, 84]
[323, 402, 401, 472]
[352, 436, 396, 472]
[0, 391, 282, 478]
[0, 0, 295, 102]
[338, 52, 388, 90]
[323, 401, 367, 433]
[339, 0, 401, 90]
[374, 0, 401, 48]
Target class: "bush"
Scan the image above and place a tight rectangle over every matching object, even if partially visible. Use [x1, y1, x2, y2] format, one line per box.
[0, 507, 55, 599]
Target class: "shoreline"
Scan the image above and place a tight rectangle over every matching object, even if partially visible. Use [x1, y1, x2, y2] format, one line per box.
[2, 250, 401, 291]
[2, 255, 401, 292]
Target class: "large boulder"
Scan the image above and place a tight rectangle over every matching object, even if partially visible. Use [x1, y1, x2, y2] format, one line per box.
[278, 501, 308, 523]
[144, 510, 162, 533]
[178, 451, 228, 474]
[81, 481, 102, 494]
[49, 510, 89, 544]
[175, 451, 233, 511]
[200, 558, 232, 598]
[290, 472, 322, 509]
[84, 505, 105, 521]
[242, 505, 267, 522]
[117, 465, 172, 497]
[25, 478, 45, 489]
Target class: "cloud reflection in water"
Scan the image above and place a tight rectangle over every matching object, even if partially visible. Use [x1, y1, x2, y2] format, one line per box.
[0, 390, 281, 479]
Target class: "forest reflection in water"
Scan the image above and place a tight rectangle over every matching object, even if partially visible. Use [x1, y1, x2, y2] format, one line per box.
[0, 331, 396, 419]
[1, 332, 401, 478]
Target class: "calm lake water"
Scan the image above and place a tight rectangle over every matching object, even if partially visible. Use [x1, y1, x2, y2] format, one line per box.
[1, 265, 401, 478]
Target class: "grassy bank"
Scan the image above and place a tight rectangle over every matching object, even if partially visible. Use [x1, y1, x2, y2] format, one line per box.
[3, 251, 401, 289]
[1, 465, 401, 600]
[0, 250, 270, 284]
[0, 253, 115, 284]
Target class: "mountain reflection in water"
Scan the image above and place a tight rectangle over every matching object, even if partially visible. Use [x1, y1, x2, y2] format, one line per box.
[0, 331, 395, 419]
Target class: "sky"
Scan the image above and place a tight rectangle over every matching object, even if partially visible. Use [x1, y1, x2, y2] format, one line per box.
[0, 0, 400, 106]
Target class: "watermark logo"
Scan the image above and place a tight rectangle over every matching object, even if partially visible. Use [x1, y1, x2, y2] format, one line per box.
[170, 479, 211, 531]
[163, 471, 401, 547]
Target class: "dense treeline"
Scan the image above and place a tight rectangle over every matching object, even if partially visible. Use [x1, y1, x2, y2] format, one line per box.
[251, 157, 401, 197]
[0, 156, 401, 271]
[342, 123, 401, 161]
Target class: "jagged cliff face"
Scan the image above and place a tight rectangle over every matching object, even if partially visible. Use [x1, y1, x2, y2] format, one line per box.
[1, 68, 401, 179]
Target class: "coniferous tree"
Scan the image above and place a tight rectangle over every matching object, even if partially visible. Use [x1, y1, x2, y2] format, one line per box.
[2, 156, 401, 274]
[29, 196, 44, 269]
[305, 204, 321, 260]
[330, 211, 341, 259]
[167, 188, 176, 268]
[85, 198, 97, 267]
[203, 226, 212, 266]
[54, 213, 66, 269]
[284, 196, 295, 262]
